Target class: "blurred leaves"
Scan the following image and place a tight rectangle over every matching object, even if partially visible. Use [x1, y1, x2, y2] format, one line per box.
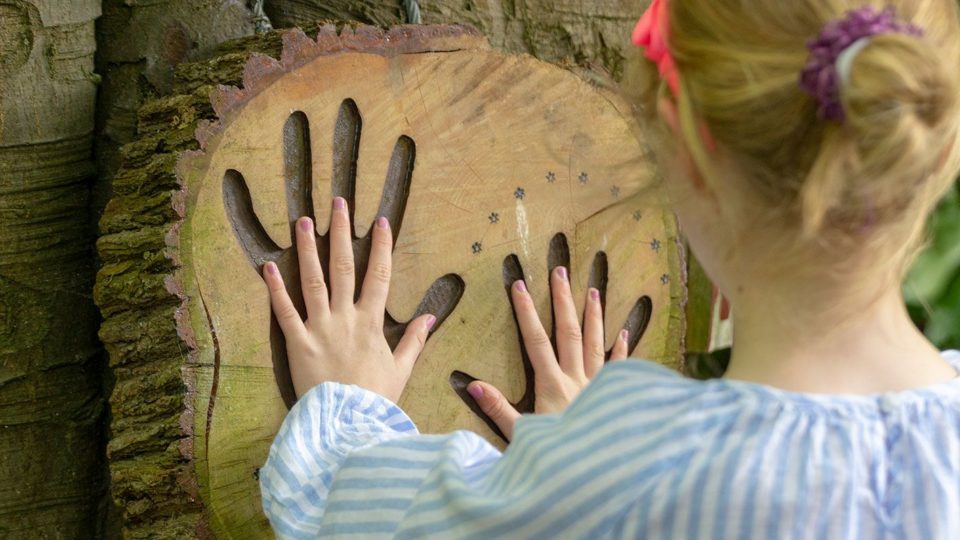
[905, 183, 960, 349]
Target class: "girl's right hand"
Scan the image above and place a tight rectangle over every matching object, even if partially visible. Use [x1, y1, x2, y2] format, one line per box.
[467, 267, 629, 440]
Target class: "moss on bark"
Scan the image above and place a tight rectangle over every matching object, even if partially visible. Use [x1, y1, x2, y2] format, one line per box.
[95, 28, 298, 538]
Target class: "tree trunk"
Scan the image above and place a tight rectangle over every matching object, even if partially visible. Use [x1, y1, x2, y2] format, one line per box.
[265, 0, 647, 80]
[95, 24, 684, 538]
[93, 0, 256, 218]
[265, 0, 406, 29]
[0, 0, 105, 537]
[95, 30, 288, 538]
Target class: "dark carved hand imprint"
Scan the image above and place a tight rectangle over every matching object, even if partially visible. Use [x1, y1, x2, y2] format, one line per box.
[450, 233, 652, 442]
[223, 99, 465, 407]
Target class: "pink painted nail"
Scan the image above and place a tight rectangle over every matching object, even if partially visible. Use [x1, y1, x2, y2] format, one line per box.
[515, 280, 527, 293]
[299, 217, 312, 232]
[266, 262, 277, 275]
[557, 267, 568, 281]
[425, 315, 437, 330]
[620, 329, 629, 342]
[467, 383, 484, 400]
[377, 216, 389, 229]
[333, 197, 346, 210]
[590, 288, 600, 301]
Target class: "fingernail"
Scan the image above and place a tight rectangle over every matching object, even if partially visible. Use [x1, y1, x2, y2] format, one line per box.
[590, 288, 600, 301]
[467, 383, 484, 400]
[620, 329, 629, 342]
[299, 217, 312, 232]
[515, 280, 527, 293]
[425, 315, 437, 330]
[333, 197, 346, 210]
[557, 267, 568, 281]
[266, 262, 277, 275]
[377, 216, 389, 229]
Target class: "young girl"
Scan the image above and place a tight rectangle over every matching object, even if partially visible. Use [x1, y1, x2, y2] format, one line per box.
[257, 0, 960, 537]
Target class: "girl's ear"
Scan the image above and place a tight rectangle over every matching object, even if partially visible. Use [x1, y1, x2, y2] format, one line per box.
[659, 97, 719, 152]
[937, 134, 956, 172]
[658, 97, 709, 193]
[657, 97, 680, 134]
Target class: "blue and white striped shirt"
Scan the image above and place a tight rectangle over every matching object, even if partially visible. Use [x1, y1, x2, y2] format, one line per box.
[260, 352, 960, 539]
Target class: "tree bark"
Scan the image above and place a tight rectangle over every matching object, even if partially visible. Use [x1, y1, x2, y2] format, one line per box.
[265, 0, 648, 80]
[96, 24, 684, 538]
[0, 0, 105, 537]
[93, 0, 256, 219]
[95, 30, 288, 539]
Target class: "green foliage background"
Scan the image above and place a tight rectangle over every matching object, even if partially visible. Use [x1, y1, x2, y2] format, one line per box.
[905, 183, 960, 350]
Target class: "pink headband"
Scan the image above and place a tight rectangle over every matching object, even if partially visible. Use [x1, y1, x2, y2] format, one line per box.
[632, 0, 679, 95]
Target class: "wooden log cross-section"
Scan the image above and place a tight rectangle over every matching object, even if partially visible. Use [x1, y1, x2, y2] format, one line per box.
[95, 24, 685, 538]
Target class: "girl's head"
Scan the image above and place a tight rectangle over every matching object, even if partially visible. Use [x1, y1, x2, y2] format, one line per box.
[635, 0, 960, 300]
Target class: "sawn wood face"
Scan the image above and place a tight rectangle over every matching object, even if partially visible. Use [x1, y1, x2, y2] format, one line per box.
[170, 26, 684, 538]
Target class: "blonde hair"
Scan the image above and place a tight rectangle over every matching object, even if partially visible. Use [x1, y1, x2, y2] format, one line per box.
[641, 0, 960, 279]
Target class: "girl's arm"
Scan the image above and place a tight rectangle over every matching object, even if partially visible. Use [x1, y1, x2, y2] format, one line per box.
[259, 358, 697, 539]
[257, 197, 638, 538]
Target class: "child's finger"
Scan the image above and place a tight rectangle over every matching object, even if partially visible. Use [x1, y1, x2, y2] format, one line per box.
[358, 217, 392, 315]
[583, 288, 605, 378]
[329, 197, 356, 310]
[263, 262, 306, 340]
[296, 217, 329, 321]
[610, 329, 629, 361]
[551, 267, 584, 377]
[512, 280, 562, 377]
[467, 381, 520, 441]
[393, 314, 436, 373]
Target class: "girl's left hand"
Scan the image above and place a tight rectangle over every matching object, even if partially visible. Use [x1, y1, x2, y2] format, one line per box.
[466, 269, 630, 440]
[262, 197, 436, 404]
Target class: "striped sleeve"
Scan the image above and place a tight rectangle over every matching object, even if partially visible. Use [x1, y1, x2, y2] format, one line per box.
[258, 383, 432, 538]
[259, 356, 960, 539]
[258, 361, 722, 538]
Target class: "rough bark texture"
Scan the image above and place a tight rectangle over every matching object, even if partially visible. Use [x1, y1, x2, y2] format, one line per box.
[265, 0, 647, 81]
[0, 0, 105, 537]
[95, 30, 291, 539]
[93, 0, 255, 218]
[265, 0, 407, 28]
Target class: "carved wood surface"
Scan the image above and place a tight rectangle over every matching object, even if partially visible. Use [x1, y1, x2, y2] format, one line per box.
[96, 24, 683, 538]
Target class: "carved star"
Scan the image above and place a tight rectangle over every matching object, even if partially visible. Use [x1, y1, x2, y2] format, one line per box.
[514, 187, 525, 200]
[650, 239, 662, 253]
[489, 212, 499, 224]
[472, 241, 483, 254]
[578, 172, 589, 184]
[633, 210, 642, 222]
[546, 171, 557, 183]
[611, 185, 621, 198]
[661, 274, 670, 285]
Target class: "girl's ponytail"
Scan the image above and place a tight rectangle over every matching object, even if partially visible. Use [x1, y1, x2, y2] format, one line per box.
[804, 22, 959, 236]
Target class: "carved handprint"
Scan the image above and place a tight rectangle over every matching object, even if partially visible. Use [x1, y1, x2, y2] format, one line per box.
[450, 233, 652, 442]
[223, 99, 465, 407]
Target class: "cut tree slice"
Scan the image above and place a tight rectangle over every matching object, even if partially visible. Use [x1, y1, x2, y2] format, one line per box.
[100, 24, 684, 538]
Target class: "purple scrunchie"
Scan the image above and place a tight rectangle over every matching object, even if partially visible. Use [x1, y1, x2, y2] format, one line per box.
[800, 6, 924, 122]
